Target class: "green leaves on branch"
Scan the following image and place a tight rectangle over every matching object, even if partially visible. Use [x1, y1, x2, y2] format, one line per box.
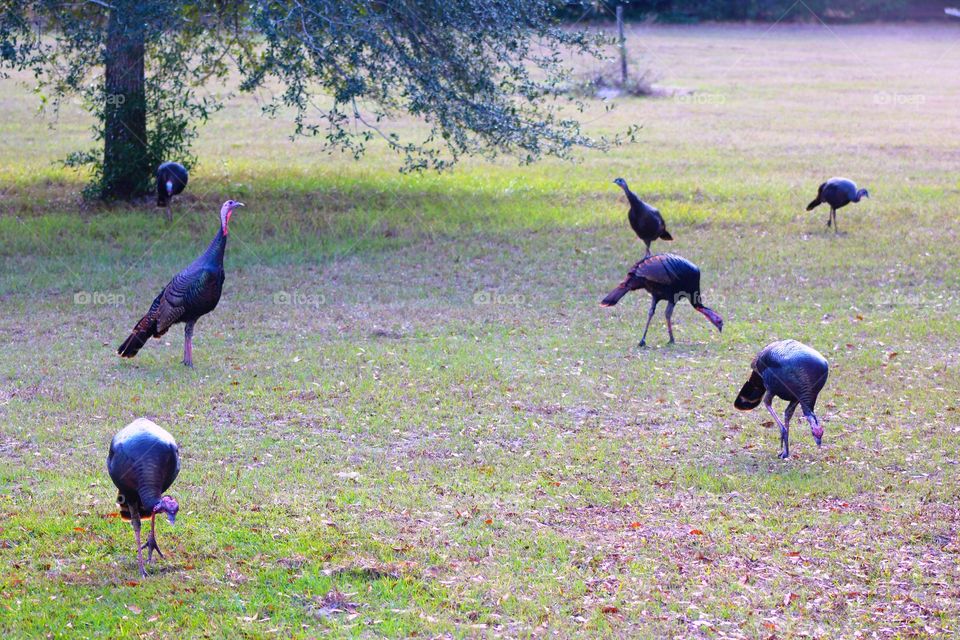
[1, 1, 634, 197]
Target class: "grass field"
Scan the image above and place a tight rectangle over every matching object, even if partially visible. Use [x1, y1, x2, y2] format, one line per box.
[2, 22, 960, 638]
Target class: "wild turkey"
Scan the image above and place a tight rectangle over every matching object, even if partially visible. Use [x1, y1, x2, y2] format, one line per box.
[805, 177, 868, 232]
[107, 418, 180, 577]
[613, 177, 672, 258]
[600, 253, 723, 346]
[156, 162, 189, 221]
[734, 339, 829, 458]
[118, 199, 243, 367]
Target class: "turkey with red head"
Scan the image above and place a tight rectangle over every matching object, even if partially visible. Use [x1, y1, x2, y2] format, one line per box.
[118, 199, 243, 367]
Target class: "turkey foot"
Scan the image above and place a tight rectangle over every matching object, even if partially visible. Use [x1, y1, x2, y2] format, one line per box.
[140, 533, 164, 563]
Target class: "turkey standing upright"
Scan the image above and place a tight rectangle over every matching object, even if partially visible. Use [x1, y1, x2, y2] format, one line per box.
[118, 200, 243, 367]
[600, 253, 723, 346]
[806, 177, 868, 232]
[734, 339, 829, 458]
[613, 177, 672, 258]
[156, 162, 189, 222]
[107, 418, 180, 577]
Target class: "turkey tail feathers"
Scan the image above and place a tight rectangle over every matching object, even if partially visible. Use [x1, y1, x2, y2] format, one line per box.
[117, 326, 153, 358]
[118, 292, 162, 358]
[807, 182, 825, 211]
[734, 371, 765, 410]
[601, 285, 631, 307]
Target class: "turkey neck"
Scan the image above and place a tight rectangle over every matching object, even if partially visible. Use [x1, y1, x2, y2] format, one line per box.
[624, 188, 647, 211]
[197, 227, 227, 268]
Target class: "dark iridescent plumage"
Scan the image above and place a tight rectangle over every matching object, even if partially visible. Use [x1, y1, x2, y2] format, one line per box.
[118, 200, 242, 367]
[735, 339, 829, 458]
[806, 177, 868, 232]
[107, 418, 180, 577]
[600, 253, 723, 346]
[614, 178, 672, 257]
[156, 162, 188, 208]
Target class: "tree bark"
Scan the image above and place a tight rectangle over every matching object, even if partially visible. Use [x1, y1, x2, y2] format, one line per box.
[102, 1, 149, 199]
[616, 4, 627, 86]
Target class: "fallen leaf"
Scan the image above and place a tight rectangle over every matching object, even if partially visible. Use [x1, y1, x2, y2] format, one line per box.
[73, 527, 85, 533]
[127, 605, 141, 614]
[601, 605, 619, 614]
[689, 529, 704, 536]
[629, 522, 641, 529]
[124, 581, 140, 587]
[484, 518, 493, 525]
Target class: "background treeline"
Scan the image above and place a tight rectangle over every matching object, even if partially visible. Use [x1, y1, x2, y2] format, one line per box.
[560, 0, 953, 22]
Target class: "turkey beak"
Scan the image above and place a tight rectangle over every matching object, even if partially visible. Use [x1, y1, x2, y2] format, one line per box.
[166, 511, 177, 525]
[814, 435, 822, 447]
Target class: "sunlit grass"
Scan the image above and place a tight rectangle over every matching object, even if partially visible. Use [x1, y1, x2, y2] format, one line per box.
[1, 22, 959, 638]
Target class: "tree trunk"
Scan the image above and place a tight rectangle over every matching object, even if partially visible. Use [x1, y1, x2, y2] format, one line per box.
[616, 4, 627, 86]
[102, 1, 149, 200]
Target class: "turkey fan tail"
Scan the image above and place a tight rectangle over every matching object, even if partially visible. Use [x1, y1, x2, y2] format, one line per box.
[659, 229, 673, 241]
[734, 371, 765, 410]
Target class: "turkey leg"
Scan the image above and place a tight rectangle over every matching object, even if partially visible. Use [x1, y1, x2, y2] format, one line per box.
[665, 301, 676, 344]
[130, 512, 147, 577]
[139, 515, 164, 563]
[183, 321, 195, 367]
[638, 299, 658, 347]
[763, 391, 790, 459]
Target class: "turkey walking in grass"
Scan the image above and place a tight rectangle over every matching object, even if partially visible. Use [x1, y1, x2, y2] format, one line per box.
[613, 177, 673, 258]
[806, 177, 868, 232]
[734, 339, 829, 458]
[107, 418, 180, 578]
[156, 162, 189, 222]
[600, 253, 723, 347]
[118, 199, 243, 367]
